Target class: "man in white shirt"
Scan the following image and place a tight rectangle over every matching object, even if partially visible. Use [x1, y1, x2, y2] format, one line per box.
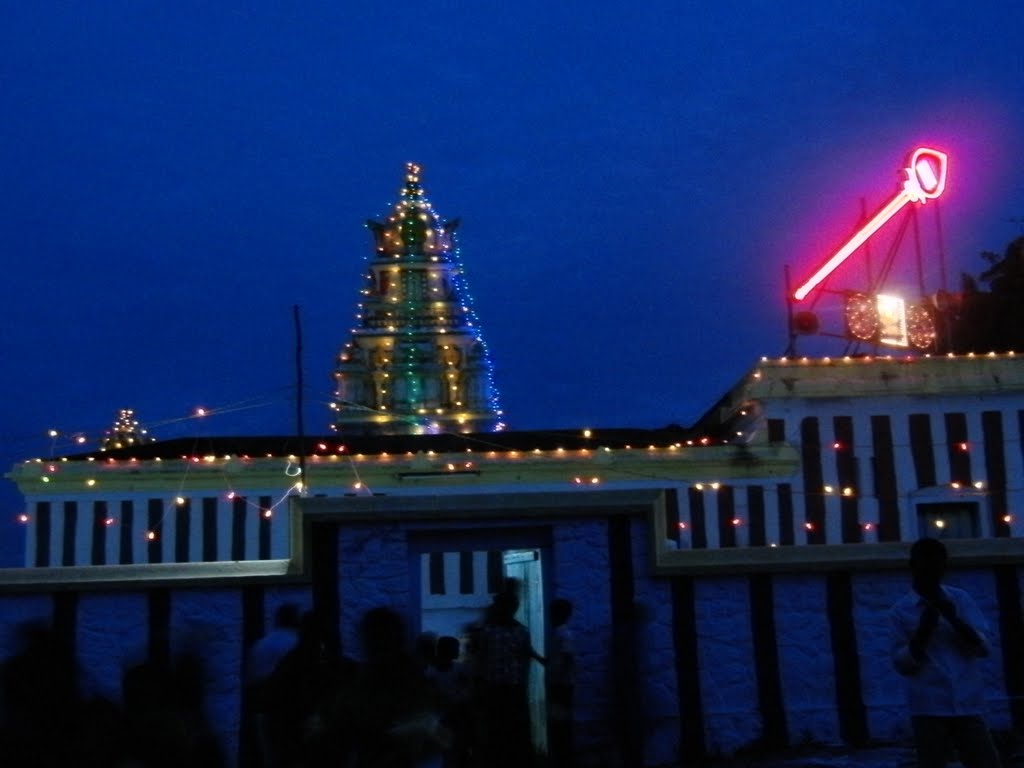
[889, 537, 1002, 768]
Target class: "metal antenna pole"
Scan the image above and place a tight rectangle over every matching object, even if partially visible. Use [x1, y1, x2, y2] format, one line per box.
[784, 265, 797, 356]
[912, 206, 926, 298]
[934, 198, 948, 293]
[294, 304, 307, 493]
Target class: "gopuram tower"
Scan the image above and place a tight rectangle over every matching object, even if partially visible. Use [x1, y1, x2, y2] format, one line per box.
[330, 163, 504, 435]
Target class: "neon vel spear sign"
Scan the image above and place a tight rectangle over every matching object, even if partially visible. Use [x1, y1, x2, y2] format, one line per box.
[792, 147, 948, 301]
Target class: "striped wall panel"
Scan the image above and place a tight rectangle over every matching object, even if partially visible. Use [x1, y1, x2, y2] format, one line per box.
[20, 403, 1024, 563]
[671, 404, 1023, 547]
[27, 495, 292, 566]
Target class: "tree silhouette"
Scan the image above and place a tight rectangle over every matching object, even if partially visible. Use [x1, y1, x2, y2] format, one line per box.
[940, 236, 1024, 353]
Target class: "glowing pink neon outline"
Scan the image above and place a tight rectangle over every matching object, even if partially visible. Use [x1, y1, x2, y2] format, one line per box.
[793, 148, 948, 302]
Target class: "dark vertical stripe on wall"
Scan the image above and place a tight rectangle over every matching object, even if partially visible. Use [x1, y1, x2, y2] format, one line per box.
[459, 551, 473, 594]
[687, 487, 707, 549]
[34, 501, 51, 567]
[147, 499, 163, 564]
[908, 413, 936, 488]
[52, 591, 77, 655]
[833, 417, 861, 543]
[664, 487, 680, 541]
[608, 516, 635, 610]
[717, 486, 737, 548]
[174, 499, 190, 563]
[259, 495, 272, 559]
[767, 418, 785, 443]
[232, 497, 247, 560]
[147, 589, 170, 670]
[749, 575, 787, 748]
[994, 566, 1024, 728]
[747, 486, 766, 547]
[242, 586, 266, 646]
[91, 501, 107, 565]
[944, 412, 972, 485]
[486, 551, 504, 594]
[800, 418, 826, 544]
[119, 500, 133, 565]
[671, 576, 706, 759]
[239, 585, 266, 768]
[1020, 411, 1024, 483]
[826, 572, 868, 745]
[608, 516, 642, 768]
[310, 522, 341, 658]
[202, 498, 218, 562]
[429, 552, 445, 594]
[62, 501, 78, 566]
[870, 416, 900, 542]
[777, 484, 795, 546]
[838, 491, 860, 543]
[981, 411, 1011, 537]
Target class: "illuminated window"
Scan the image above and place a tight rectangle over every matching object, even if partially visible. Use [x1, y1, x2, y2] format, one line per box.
[916, 502, 979, 540]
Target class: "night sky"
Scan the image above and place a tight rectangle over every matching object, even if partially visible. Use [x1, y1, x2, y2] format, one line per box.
[2, 2, 1023, 564]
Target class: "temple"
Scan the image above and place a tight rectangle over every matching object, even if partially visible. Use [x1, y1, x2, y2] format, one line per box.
[330, 163, 504, 435]
[3, 159, 1024, 766]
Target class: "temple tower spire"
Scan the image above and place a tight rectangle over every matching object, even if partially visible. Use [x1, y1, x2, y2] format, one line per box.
[331, 163, 504, 435]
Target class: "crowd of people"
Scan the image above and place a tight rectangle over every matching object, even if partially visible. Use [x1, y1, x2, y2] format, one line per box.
[0, 585, 574, 768]
[246, 585, 575, 768]
[0, 536, 1009, 768]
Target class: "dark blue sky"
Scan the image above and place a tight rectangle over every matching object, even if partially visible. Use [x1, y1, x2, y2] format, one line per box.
[2, 2, 1023, 560]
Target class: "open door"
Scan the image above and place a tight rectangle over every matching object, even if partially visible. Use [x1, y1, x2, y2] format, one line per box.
[413, 533, 550, 758]
[504, 549, 547, 755]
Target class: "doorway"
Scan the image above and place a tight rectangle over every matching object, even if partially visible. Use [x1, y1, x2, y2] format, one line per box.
[503, 548, 547, 753]
[410, 529, 551, 756]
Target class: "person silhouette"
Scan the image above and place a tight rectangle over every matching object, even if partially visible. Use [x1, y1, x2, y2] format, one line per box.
[246, 604, 301, 766]
[476, 590, 543, 768]
[342, 606, 448, 767]
[546, 598, 576, 767]
[427, 635, 471, 768]
[889, 537, 1002, 767]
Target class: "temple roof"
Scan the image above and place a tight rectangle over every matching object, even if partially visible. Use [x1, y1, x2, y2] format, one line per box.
[45, 426, 696, 462]
[366, 162, 457, 261]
